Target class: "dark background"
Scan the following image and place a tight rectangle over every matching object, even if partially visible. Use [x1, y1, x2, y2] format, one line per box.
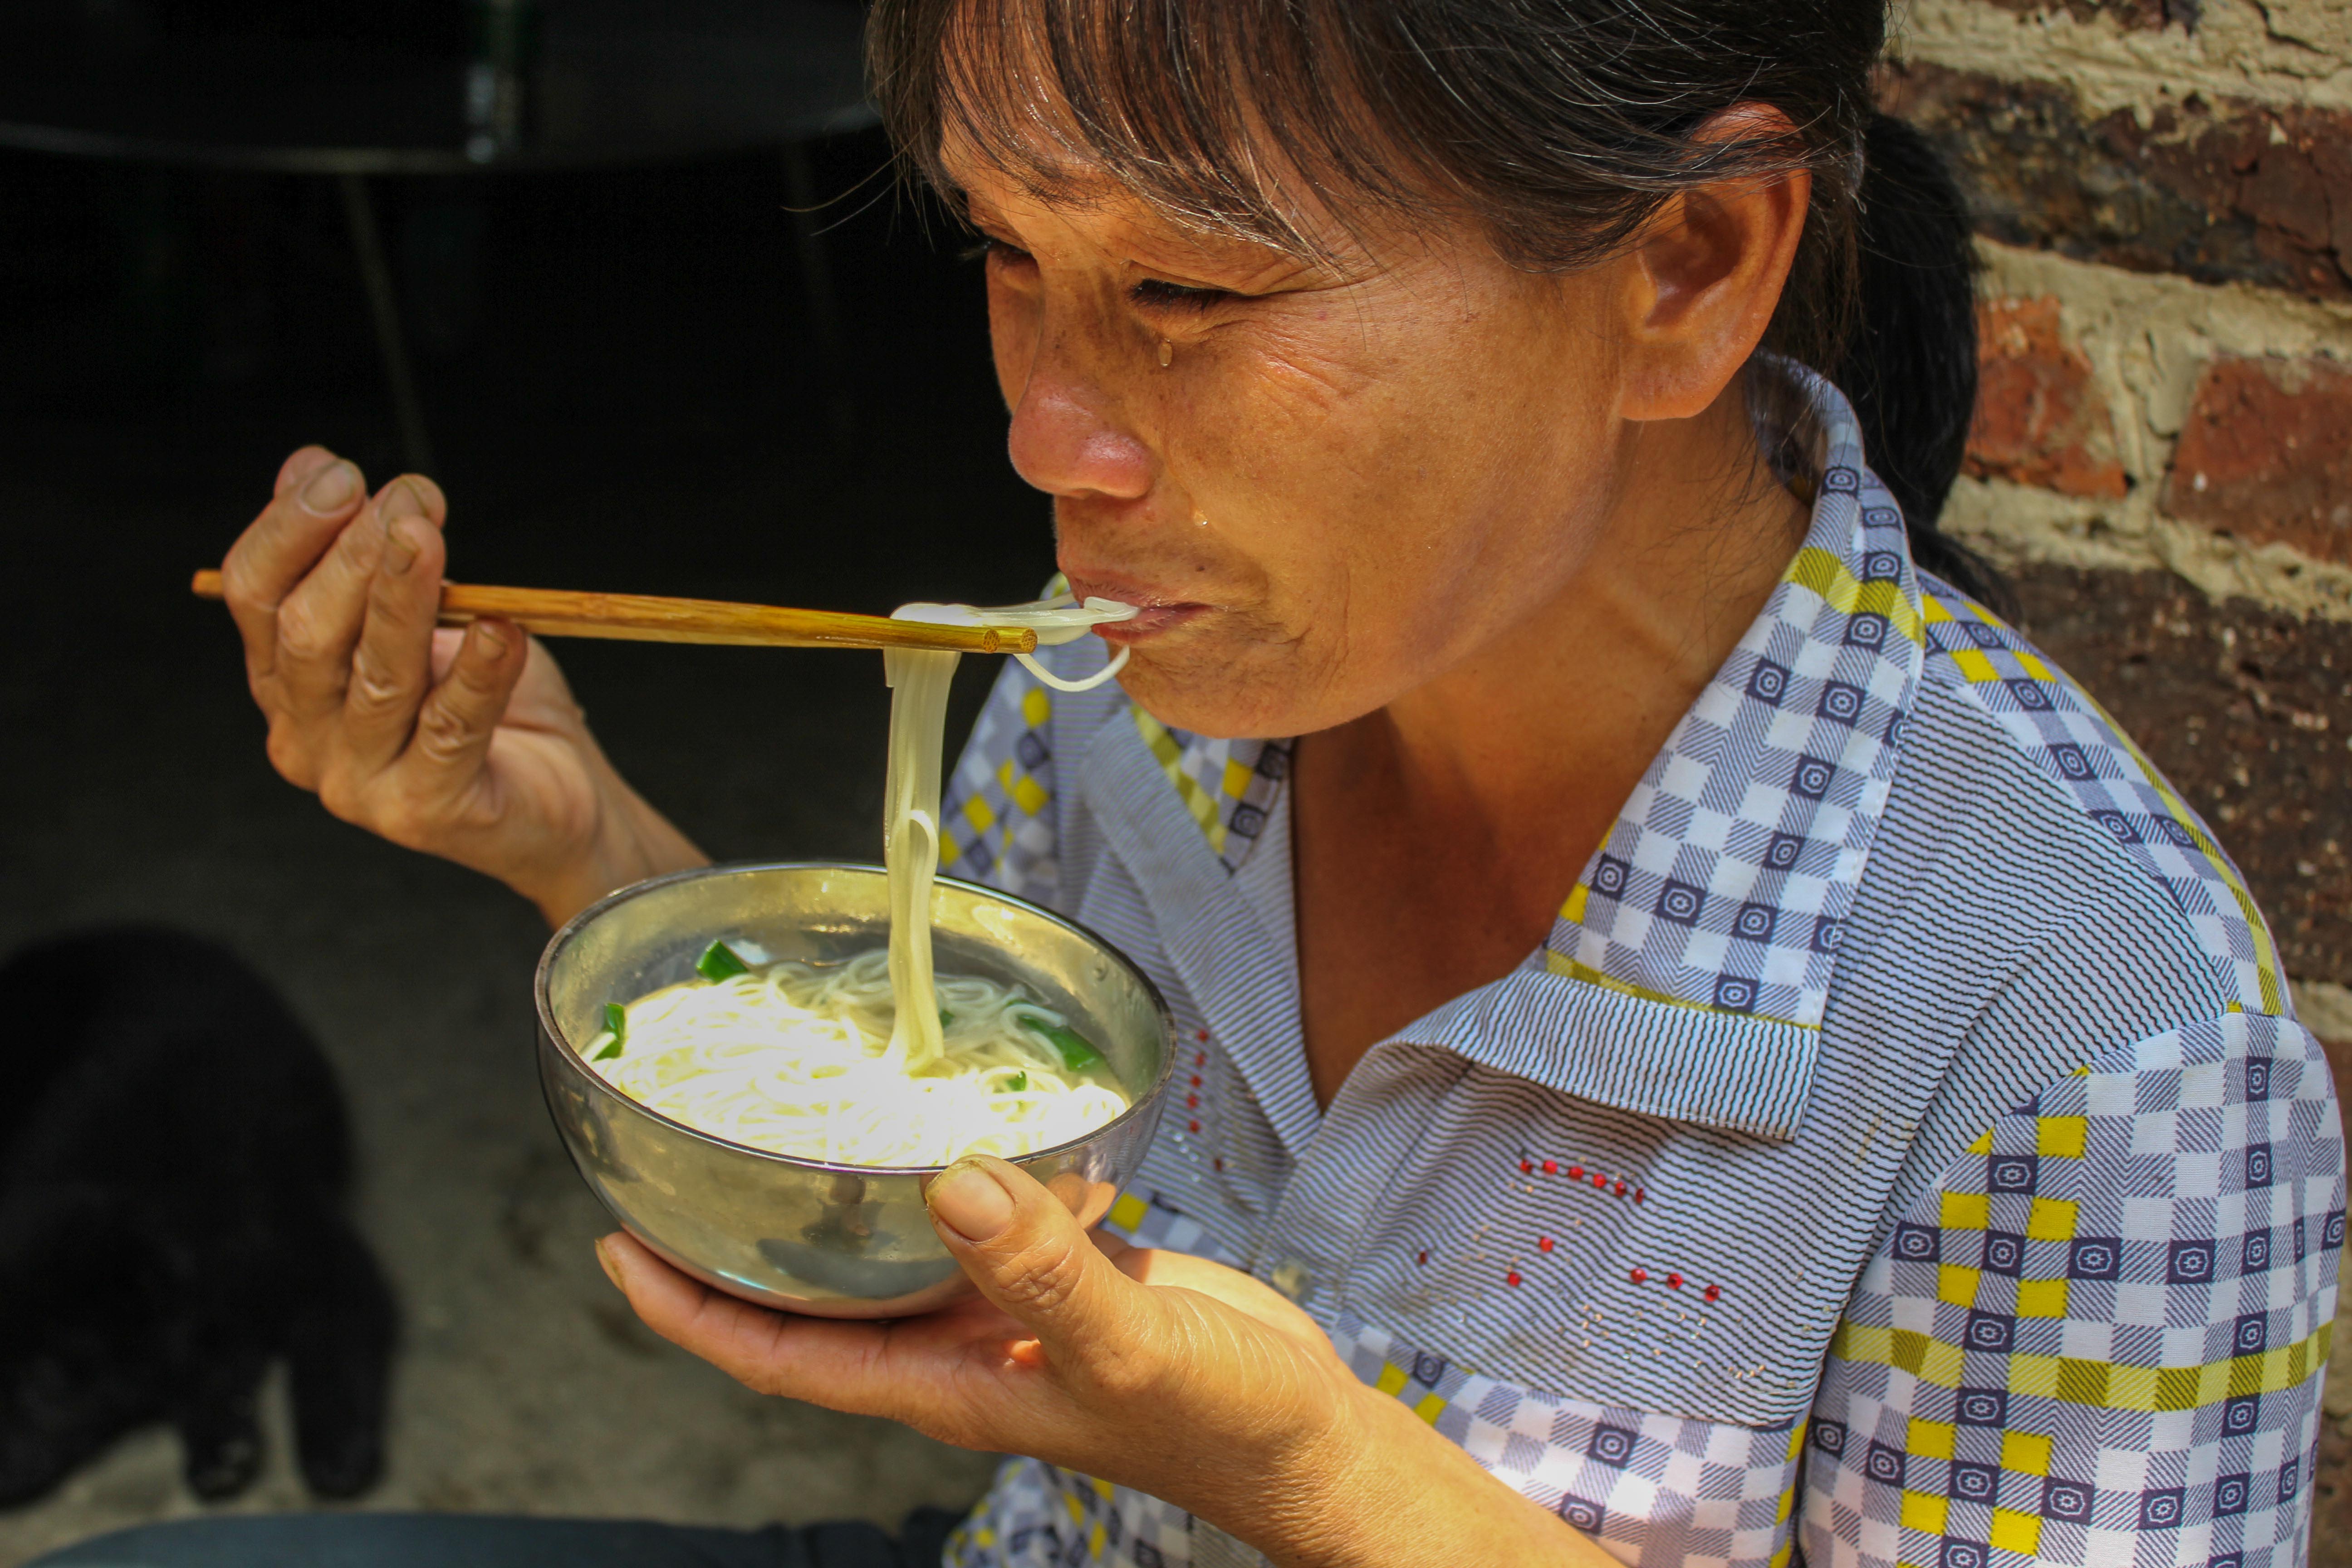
[0, 119, 1072, 943]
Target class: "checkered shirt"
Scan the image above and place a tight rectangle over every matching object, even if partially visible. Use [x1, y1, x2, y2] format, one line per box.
[931, 372, 2341, 1568]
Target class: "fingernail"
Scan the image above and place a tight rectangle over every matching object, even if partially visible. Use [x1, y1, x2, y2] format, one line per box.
[384, 517, 423, 574]
[379, 479, 426, 524]
[595, 1236, 623, 1290]
[929, 1159, 1015, 1243]
[473, 619, 507, 655]
[298, 460, 359, 515]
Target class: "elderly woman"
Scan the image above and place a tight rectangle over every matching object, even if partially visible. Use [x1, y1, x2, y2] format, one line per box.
[48, 0, 2340, 1564]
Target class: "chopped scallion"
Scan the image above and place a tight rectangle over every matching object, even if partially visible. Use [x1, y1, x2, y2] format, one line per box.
[1007, 1072, 1027, 1092]
[1019, 1015, 1105, 1072]
[592, 1002, 627, 1061]
[696, 941, 751, 982]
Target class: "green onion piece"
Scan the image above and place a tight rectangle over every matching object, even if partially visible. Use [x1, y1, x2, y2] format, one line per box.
[1020, 1016, 1105, 1072]
[939, 1009, 956, 1028]
[591, 1002, 627, 1061]
[696, 941, 751, 982]
[1007, 1072, 1027, 1092]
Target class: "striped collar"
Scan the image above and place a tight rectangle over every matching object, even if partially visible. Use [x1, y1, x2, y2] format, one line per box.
[1102, 371, 1923, 1141]
[1542, 373, 1925, 1031]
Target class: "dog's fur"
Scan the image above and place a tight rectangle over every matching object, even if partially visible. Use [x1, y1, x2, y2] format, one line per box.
[0, 927, 396, 1504]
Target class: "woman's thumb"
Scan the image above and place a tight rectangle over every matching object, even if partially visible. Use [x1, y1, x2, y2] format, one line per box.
[927, 1155, 1135, 1353]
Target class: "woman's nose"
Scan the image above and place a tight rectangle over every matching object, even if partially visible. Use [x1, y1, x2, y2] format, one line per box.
[1004, 343, 1154, 503]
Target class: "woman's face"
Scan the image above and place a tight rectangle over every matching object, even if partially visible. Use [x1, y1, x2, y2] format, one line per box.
[955, 153, 1648, 739]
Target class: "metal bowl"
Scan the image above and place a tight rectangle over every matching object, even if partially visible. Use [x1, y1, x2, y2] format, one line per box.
[534, 861, 1174, 1319]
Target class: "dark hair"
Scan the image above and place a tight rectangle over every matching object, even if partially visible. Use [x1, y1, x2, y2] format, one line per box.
[869, 0, 2000, 602]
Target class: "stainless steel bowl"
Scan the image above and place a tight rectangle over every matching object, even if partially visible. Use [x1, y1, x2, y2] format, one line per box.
[534, 861, 1175, 1318]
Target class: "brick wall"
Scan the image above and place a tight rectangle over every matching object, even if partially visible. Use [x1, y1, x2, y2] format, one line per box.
[1876, 0, 2352, 613]
[1879, 4, 2352, 1552]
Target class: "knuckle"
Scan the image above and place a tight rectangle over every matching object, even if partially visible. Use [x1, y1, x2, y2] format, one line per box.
[993, 1235, 1090, 1317]
[217, 555, 258, 612]
[345, 653, 412, 718]
[313, 770, 362, 824]
[274, 600, 332, 662]
[263, 724, 319, 789]
[411, 697, 480, 764]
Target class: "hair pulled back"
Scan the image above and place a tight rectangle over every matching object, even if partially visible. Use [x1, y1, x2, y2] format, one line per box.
[869, 0, 1995, 600]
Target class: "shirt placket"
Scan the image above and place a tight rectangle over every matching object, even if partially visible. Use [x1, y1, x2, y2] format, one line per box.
[1251, 1043, 1453, 1319]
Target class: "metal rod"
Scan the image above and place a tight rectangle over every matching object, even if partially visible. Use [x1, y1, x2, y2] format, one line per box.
[336, 172, 436, 475]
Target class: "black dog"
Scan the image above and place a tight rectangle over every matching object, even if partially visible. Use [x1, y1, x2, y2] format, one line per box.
[0, 927, 397, 1505]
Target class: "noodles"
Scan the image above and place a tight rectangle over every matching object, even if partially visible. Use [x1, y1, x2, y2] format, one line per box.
[1014, 645, 1129, 692]
[581, 591, 1140, 1166]
[882, 646, 959, 1068]
[583, 948, 1129, 1165]
[896, 592, 1138, 695]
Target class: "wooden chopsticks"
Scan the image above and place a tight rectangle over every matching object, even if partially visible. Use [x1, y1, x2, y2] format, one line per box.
[187, 570, 1036, 655]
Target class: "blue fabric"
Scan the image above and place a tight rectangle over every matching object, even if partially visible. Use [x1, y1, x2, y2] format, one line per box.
[28, 1510, 964, 1568]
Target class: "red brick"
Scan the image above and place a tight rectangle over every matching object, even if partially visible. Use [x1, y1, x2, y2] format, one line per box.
[1881, 63, 2352, 300]
[1965, 295, 2130, 498]
[2165, 356, 2352, 566]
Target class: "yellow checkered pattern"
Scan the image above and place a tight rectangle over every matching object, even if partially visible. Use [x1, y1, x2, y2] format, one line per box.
[1805, 1012, 2340, 1568]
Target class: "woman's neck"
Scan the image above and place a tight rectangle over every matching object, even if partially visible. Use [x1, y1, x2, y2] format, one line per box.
[1291, 383, 1810, 1104]
[1389, 391, 1804, 830]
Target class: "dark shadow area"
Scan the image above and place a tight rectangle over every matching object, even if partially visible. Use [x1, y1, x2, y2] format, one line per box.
[0, 128, 1028, 1556]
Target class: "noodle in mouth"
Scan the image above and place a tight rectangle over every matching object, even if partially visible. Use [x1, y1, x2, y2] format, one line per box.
[582, 593, 1138, 1166]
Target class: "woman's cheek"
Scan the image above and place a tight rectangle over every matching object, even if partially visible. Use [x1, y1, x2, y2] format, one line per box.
[1166, 330, 1385, 522]
[1217, 361, 1431, 584]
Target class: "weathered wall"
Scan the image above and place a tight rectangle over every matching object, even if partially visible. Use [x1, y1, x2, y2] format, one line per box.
[1881, 4, 2352, 1549]
[1880, 0, 2351, 999]
[1884, 0, 2352, 614]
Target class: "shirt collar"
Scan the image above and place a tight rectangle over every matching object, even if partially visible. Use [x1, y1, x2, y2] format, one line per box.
[1091, 370, 1924, 1142]
[1543, 368, 1926, 1033]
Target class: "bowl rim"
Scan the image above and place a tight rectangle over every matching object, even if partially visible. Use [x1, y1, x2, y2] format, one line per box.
[534, 858, 1179, 1176]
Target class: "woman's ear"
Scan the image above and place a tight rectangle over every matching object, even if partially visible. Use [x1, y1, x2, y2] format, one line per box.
[1617, 104, 1812, 422]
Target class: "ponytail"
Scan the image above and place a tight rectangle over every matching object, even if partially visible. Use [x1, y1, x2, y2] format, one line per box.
[1831, 113, 2004, 606]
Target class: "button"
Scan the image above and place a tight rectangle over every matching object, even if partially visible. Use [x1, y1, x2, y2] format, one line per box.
[1269, 1258, 1314, 1302]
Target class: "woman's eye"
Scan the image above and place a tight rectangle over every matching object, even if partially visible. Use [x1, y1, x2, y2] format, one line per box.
[964, 237, 1034, 268]
[1130, 278, 1230, 312]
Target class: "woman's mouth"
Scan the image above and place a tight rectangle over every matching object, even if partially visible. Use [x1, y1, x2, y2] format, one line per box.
[1063, 575, 1211, 642]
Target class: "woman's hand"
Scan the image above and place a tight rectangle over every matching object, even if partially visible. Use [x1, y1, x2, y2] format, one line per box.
[220, 446, 706, 925]
[597, 1156, 1609, 1568]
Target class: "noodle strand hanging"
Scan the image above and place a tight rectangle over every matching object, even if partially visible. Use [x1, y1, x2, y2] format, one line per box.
[580, 592, 1138, 1167]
